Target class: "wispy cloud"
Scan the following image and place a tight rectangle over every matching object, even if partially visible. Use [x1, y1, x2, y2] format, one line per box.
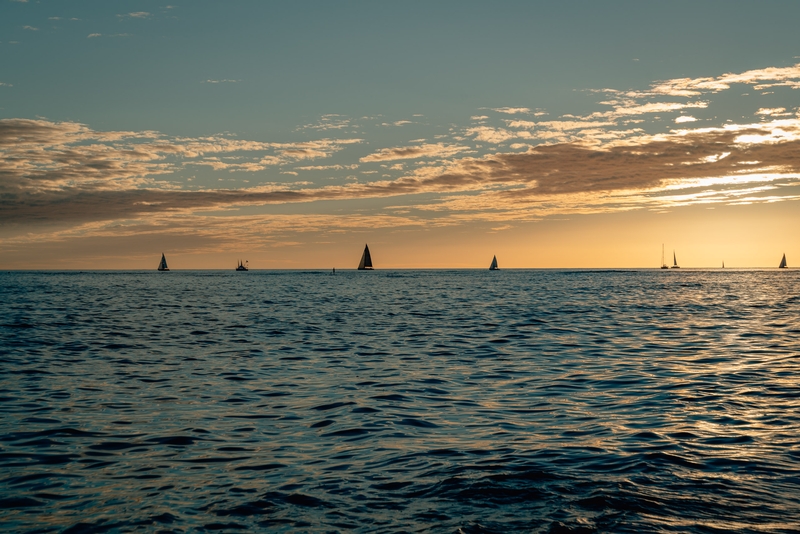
[87, 33, 102, 38]
[588, 100, 708, 120]
[298, 115, 354, 131]
[295, 164, 359, 171]
[118, 12, 151, 19]
[492, 107, 530, 115]
[755, 107, 792, 117]
[466, 126, 532, 144]
[360, 143, 469, 162]
[202, 79, 241, 84]
[22, 25, 38, 31]
[604, 63, 800, 98]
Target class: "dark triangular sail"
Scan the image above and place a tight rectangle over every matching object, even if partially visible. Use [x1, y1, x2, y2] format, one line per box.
[358, 244, 373, 270]
[779, 254, 787, 269]
[489, 255, 498, 270]
[158, 253, 169, 271]
[669, 250, 680, 269]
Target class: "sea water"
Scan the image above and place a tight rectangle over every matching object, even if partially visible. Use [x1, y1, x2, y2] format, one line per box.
[1, 269, 799, 533]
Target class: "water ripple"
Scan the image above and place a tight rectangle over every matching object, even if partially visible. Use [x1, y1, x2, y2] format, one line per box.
[1, 269, 799, 532]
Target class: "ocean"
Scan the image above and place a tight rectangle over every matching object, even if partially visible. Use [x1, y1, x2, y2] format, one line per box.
[1, 269, 799, 533]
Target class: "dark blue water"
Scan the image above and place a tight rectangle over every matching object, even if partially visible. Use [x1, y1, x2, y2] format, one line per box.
[1, 270, 799, 533]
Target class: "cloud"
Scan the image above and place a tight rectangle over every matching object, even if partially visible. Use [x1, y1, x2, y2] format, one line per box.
[2, 118, 800, 229]
[0, 82, 12, 87]
[118, 12, 151, 19]
[295, 164, 359, 171]
[506, 120, 615, 131]
[202, 79, 241, 84]
[424, 121, 800, 197]
[87, 33, 102, 38]
[466, 126, 533, 144]
[492, 107, 531, 115]
[360, 143, 469, 162]
[755, 107, 791, 117]
[298, 115, 353, 131]
[4, 62, 800, 233]
[607, 63, 800, 98]
[589, 100, 708, 120]
[0, 118, 362, 205]
[22, 25, 38, 31]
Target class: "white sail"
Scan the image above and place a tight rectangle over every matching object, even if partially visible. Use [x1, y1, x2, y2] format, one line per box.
[358, 244, 373, 270]
[779, 254, 787, 269]
[489, 255, 498, 270]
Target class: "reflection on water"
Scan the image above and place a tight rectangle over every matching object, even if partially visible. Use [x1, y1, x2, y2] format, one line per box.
[1, 269, 799, 532]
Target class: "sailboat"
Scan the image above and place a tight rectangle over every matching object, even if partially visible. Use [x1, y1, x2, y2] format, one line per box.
[670, 250, 680, 269]
[357, 244, 373, 270]
[660, 244, 668, 269]
[489, 255, 499, 270]
[236, 260, 248, 271]
[722, 261, 725, 269]
[157, 253, 169, 272]
[779, 254, 788, 269]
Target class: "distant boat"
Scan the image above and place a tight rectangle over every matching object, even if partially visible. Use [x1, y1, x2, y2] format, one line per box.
[236, 260, 248, 271]
[660, 244, 668, 269]
[670, 250, 680, 269]
[157, 253, 169, 272]
[722, 261, 725, 269]
[779, 254, 788, 269]
[489, 255, 499, 270]
[357, 244, 373, 270]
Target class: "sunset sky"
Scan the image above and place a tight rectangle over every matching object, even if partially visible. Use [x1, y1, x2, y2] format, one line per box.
[2, 1, 799, 269]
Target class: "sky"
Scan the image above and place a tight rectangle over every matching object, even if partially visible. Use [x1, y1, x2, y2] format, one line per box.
[1, 0, 799, 269]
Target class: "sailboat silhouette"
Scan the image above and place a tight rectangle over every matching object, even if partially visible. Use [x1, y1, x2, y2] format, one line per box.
[670, 251, 680, 269]
[660, 244, 668, 269]
[489, 255, 499, 270]
[357, 244, 373, 270]
[779, 254, 788, 269]
[157, 253, 169, 272]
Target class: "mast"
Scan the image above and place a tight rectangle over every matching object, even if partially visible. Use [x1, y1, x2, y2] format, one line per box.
[779, 254, 787, 269]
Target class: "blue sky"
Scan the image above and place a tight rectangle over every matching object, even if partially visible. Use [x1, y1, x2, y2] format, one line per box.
[2, 1, 800, 268]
